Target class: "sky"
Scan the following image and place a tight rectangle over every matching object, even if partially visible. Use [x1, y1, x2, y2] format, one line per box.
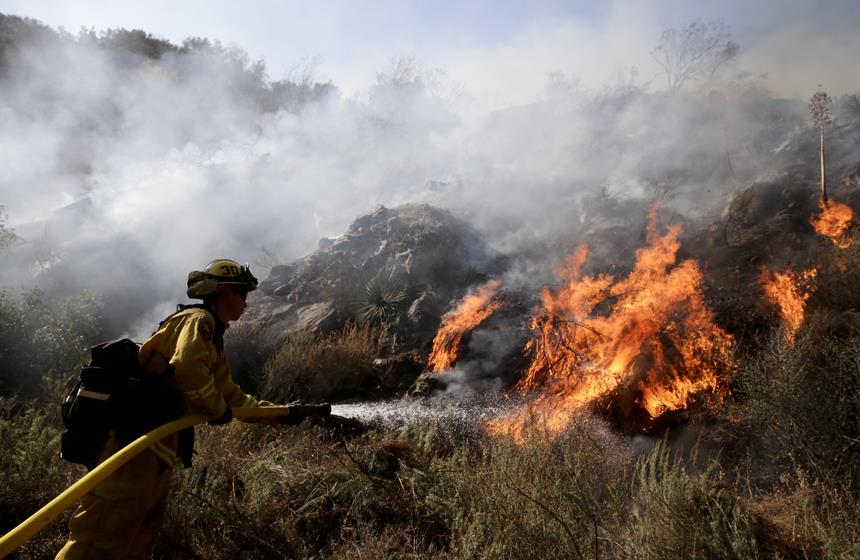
[1, 0, 859, 107]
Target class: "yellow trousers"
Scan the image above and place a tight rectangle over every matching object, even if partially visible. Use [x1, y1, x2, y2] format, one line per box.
[55, 441, 172, 560]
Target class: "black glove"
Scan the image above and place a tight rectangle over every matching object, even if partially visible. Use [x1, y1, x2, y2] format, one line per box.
[208, 406, 233, 425]
[277, 403, 331, 425]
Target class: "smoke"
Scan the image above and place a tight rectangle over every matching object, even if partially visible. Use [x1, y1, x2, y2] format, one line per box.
[0, 13, 856, 338]
[741, 21, 860, 98]
[441, 325, 523, 395]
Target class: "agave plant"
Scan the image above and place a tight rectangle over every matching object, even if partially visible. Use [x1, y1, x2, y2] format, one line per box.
[356, 278, 408, 325]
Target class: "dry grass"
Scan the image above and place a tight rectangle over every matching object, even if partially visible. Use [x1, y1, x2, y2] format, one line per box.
[2, 237, 859, 559]
[1, 395, 856, 560]
[153, 410, 859, 560]
[261, 322, 387, 402]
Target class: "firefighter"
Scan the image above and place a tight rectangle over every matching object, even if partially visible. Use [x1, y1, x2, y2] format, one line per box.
[56, 259, 323, 559]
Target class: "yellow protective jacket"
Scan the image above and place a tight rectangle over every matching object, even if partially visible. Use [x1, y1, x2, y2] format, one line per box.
[138, 305, 267, 468]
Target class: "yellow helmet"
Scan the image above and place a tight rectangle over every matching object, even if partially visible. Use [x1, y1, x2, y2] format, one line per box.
[187, 259, 258, 299]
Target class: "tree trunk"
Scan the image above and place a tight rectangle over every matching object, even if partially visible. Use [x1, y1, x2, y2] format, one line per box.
[820, 128, 828, 204]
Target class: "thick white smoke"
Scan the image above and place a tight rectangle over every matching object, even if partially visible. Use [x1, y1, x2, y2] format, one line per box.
[0, 13, 855, 338]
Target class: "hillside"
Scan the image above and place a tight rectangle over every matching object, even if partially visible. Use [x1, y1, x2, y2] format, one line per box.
[0, 12, 858, 560]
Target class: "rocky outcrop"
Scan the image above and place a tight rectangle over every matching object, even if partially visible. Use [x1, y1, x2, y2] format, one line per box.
[240, 203, 506, 352]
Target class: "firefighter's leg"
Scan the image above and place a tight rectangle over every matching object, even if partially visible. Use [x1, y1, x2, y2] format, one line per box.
[55, 446, 172, 560]
[125, 461, 171, 560]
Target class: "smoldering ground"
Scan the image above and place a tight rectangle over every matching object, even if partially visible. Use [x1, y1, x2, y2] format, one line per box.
[0, 10, 858, 345]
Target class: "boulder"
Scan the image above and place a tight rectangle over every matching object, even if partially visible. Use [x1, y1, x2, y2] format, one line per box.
[239, 203, 506, 353]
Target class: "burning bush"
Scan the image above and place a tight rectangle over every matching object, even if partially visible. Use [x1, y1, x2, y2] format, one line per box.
[485, 207, 735, 438]
[810, 199, 854, 248]
[428, 279, 503, 373]
[759, 266, 817, 344]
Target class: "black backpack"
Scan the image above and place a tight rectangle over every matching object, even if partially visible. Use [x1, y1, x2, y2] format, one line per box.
[60, 338, 182, 466]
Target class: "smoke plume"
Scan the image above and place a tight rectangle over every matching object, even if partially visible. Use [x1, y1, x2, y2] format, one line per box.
[0, 12, 856, 339]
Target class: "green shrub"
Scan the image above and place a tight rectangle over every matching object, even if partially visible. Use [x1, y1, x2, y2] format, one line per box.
[0, 398, 81, 559]
[446, 418, 630, 560]
[0, 286, 103, 557]
[0, 288, 102, 397]
[731, 310, 860, 491]
[620, 440, 761, 560]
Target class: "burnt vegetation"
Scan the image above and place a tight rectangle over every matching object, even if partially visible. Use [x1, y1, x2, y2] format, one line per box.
[0, 13, 858, 560]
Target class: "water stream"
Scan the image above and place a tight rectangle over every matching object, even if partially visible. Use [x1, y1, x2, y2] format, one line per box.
[330, 396, 517, 433]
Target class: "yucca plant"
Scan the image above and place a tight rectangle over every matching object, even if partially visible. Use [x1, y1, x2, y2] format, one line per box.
[355, 278, 407, 325]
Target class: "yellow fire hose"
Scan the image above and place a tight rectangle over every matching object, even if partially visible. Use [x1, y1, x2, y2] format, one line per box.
[0, 405, 295, 558]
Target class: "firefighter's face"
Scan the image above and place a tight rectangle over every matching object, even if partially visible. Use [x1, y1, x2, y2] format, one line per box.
[217, 286, 248, 322]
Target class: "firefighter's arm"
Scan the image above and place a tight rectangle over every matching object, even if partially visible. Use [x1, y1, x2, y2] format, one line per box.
[169, 314, 228, 419]
[214, 358, 277, 424]
[218, 362, 332, 425]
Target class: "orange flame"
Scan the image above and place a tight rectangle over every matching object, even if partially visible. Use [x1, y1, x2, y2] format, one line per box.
[428, 279, 502, 372]
[488, 207, 734, 441]
[811, 200, 854, 248]
[760, 267, 817, 343]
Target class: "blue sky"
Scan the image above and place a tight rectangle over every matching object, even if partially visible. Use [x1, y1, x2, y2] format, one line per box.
[1, 1, 858, 105]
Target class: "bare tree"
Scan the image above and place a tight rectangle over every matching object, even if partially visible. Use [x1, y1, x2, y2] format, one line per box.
[809, 88, 833, 203]
[651, 20, 740, 93]
[0, 206, 15, 250]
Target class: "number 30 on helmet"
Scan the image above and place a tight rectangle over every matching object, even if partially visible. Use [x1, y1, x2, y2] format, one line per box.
[186, 259, 258, 298]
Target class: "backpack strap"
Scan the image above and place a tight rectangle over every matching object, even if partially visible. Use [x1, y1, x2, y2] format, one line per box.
[156, 303, 225, 349]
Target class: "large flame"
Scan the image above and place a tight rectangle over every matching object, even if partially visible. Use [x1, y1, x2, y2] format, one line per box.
[428, 279, 502, 372]
[488, 207, 735, 441]
[760, 267, 817, 343]
[811, 200, 854, 248]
